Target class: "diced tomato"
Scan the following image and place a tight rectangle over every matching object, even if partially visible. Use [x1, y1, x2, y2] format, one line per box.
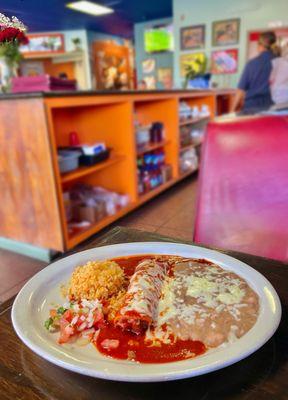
[75, 317, 85, 328]
[78, 322, 88, 331]
[49, 309, 57, 318]
[58, 317, 75, 344]
[93, 310, 105, 328]
[55, 305, 104, 344]
[65, 325, 75, 336]
[63, 309, 73, 322]
[101, 339, 119, 350]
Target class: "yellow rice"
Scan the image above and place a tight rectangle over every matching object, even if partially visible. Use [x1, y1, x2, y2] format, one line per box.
[105, 289, 127, 322]
[67, 260, 126, 302]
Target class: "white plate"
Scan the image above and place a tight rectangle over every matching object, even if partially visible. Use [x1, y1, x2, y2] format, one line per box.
[12, 242, 281, 382]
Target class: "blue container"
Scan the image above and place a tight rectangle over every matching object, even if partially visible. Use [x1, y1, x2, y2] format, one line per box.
[187, 74, 211, 89]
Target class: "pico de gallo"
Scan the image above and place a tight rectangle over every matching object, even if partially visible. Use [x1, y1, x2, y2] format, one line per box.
[44, 299, 104, 344]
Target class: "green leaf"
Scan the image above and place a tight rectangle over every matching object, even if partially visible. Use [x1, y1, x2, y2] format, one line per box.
[57, 306, 67, 315]
[44, 317, 54, 330]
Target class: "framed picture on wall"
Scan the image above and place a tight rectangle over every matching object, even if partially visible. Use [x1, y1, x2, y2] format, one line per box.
[212, 18, 240, 46]
[180, 52, 206, 77]
[157, 67, 173, 89]
[20, 61, 45, 76]
[93, 41, 133, 90]
[20, 33, 65, 54]
[143, 75, 156, 89]
[180, 25, 205, 50]
[142, 58, 156, 74]
[211, 49, 238, 74]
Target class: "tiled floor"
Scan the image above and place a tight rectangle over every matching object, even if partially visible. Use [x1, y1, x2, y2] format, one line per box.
[118, 176, 198, 239]
[0, 175, 198, 303]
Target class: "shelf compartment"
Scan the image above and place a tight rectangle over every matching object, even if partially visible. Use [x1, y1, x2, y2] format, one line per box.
[179, 116, 210, 126]
[134, 98, 179, 178]
[67, 202, 136, 248]
[136, 140, 170, 156]
[61, 154, 125, 184]
[138, 167, 198, 204]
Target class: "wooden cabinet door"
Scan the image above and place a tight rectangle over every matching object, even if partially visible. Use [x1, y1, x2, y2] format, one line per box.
[0, 98, 64, 250]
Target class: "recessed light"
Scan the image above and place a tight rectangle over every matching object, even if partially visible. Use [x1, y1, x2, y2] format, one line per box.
[66, 1, 114, 16]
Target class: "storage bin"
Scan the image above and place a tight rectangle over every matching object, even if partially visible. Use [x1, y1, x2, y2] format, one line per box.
[58, 150, 81, 173]
[79, 148, 110, 166]
[58, 147, 111, 167]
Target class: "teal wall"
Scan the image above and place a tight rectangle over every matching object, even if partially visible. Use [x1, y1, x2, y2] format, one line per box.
[134, 17, 173, 88]
[172, 0, 288, 88]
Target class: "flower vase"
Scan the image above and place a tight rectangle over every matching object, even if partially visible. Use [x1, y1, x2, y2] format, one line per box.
[186, 74, 211, 89]
[0, 58, 18, 92]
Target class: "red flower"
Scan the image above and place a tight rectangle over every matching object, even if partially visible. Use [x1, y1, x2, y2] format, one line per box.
[0, 27, 29, 45]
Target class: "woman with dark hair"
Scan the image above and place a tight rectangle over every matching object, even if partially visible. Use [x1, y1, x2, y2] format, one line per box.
[231, 31, 279, 112]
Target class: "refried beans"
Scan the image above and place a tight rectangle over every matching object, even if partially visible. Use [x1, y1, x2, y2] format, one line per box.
[148, 258, 259, 348]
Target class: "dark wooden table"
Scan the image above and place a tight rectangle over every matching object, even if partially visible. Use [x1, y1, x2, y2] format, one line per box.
[1, 227, 287, 400]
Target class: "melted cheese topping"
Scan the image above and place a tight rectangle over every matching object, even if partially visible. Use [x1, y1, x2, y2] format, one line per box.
[217, 285, 245, 305]
[186, 276, 245, 307]
[120, 260, 166, 321]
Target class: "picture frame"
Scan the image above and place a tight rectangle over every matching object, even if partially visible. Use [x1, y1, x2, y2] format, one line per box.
[180, 52, 206, 77]
[142, 58, 156, 74]
[20, 33, 65, 55]
[180, 25, 205, 50]
[211, 49, 238, 74]
[212, 18, 240, 47]
[143, 75, 156, 89]
[20, 61, 45, 76]
[93, 41, 132, 90]
[157, 67, 173, 89]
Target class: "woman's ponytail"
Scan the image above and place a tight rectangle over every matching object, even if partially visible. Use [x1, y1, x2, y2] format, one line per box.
[258, 31, 279, 55]
[270, 43, 281, 57]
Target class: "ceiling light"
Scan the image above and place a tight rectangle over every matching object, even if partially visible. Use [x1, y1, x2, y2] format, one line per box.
[66, 1, 114, 16]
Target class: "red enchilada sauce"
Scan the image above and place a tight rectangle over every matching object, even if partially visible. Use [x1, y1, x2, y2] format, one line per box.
[94, 255, 206, 363]
[94, 324, 206, 363]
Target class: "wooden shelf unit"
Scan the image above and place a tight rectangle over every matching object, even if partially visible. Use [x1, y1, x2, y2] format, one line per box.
[0, 90, 235, 251]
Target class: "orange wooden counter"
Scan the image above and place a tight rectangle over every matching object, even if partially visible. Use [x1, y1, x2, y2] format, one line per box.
[0, 89, 235, 251]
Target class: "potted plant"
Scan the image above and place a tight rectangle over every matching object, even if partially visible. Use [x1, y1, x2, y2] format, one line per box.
[183, 55, 211, 89]
[72, 37, 82, 51]
[0, 13, 28, 92]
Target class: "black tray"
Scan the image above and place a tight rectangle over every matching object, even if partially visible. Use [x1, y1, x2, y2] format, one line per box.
[79, 148, 110, 166]
[58, 147, 111, 167]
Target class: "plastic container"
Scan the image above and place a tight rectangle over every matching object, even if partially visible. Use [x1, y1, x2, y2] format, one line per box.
[150, 122, 164, 143]
[58, 150, 81, 173]
[58, 147, 111, 167]
[136, 126, 151, 147]
[79, 148, 110, 166]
